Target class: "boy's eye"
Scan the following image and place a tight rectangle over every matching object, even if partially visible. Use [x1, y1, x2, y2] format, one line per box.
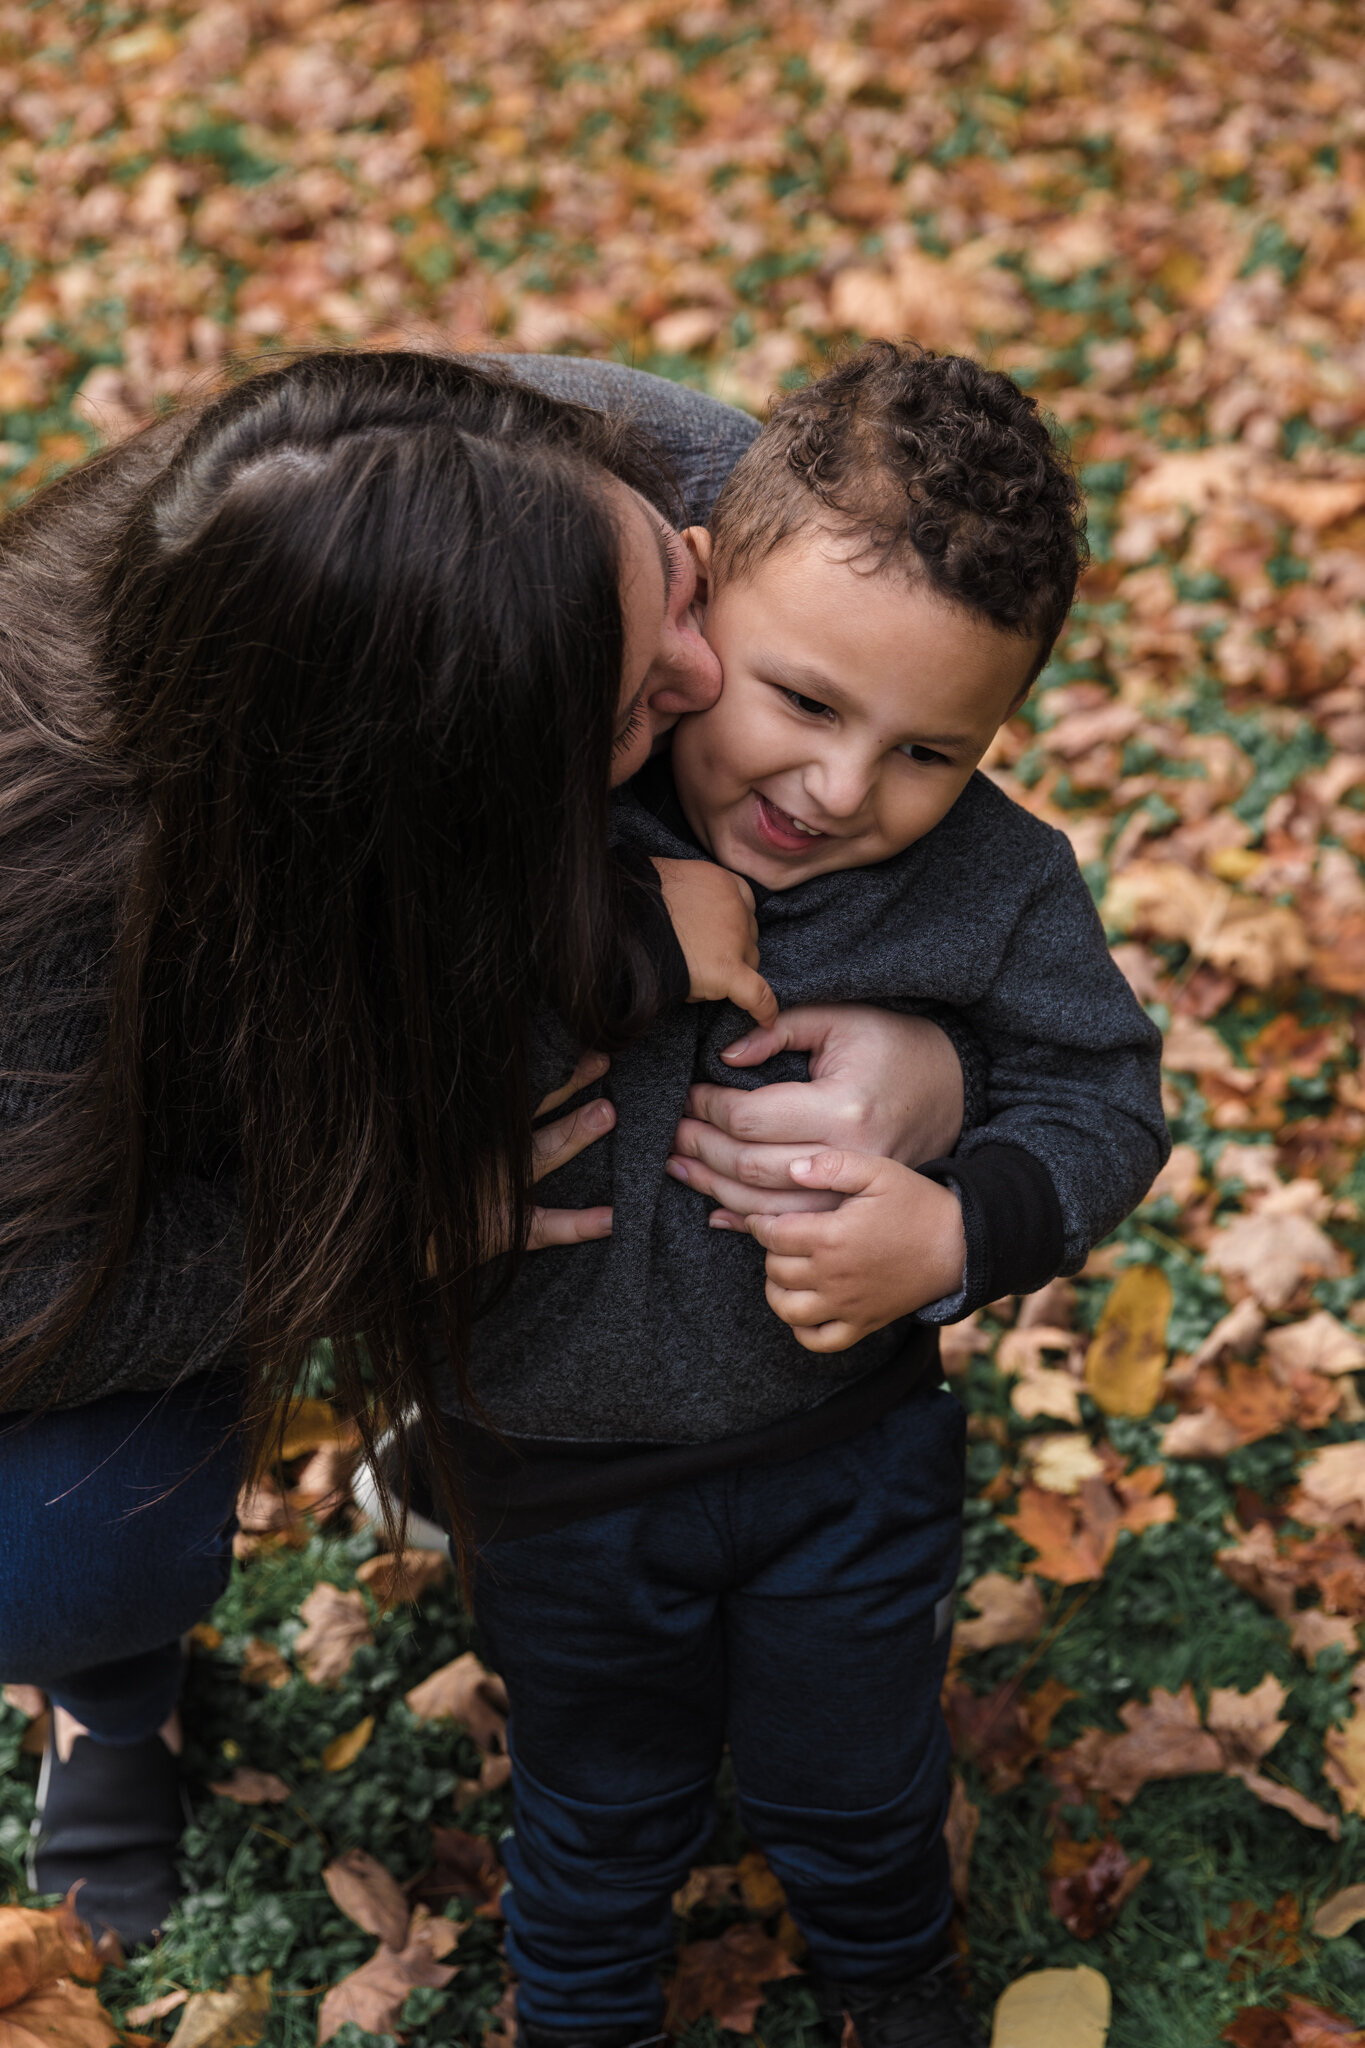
[782, 688, 834, 720]
[900, 742, 949, 765]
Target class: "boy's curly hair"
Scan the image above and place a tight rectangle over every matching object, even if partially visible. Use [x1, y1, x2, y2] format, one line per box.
[709, 340, 1089, 689]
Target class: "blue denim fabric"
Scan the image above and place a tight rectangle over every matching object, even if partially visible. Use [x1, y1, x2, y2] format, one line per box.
[472, 1388, 966, 2034]
[0, 1377, 242, 1743]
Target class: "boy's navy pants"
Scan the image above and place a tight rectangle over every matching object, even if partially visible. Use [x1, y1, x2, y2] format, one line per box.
[0, 1377, 964, 2031]
[475, 1387, 965, 2032]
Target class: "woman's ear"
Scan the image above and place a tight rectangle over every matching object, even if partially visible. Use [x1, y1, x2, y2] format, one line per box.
[682, 525, 712, 609]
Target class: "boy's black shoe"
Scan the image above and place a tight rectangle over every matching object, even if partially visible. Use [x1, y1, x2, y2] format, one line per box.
[814, 1954, 988, 2048]
[28, 1729, 189, 1949]
[518, 2028, 668, 2048]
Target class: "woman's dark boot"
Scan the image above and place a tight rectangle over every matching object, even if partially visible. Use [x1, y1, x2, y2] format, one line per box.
[28, 1726, 189, 1948]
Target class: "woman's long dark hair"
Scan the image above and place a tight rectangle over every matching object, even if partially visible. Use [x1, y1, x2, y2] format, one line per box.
[0, 349, 676, 1554]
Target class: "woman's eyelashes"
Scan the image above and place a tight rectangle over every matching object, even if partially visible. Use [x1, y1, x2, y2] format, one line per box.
[612, 691, 647, 756]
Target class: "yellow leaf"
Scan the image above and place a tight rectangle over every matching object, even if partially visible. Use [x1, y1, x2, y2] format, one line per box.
[322, 1716, 375, 1772]
[1084, 1267, 1171, 1418]
[990, 1965, 1110, 2047]
[170, 1974, 271, 2048]
[1314, 1883, 1365, 1939]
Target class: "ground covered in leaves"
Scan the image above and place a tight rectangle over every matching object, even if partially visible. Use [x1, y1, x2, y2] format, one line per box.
[3, 0, 1365, 2043]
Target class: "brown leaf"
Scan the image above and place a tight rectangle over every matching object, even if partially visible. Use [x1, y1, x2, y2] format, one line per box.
[0, 1980, 121, 2048]
[1051, 1686, 1223, 1805]
[409, 1828, 505, 1915]
[672, 1867, 742, 1916]
[316, 1909, 460, 2046]
[944, 1774, 979, 1909]
[171, 1973, 272, 2048]
[943, 1679, 1070, 1793]
[207, 1768, 291, 1806]
[356, 1549, 449, 1611]
[1225, 1997, 1365, 2046]
[1205, 1185, 1347, 1312]
[239, 1639, 291, 1690]
[1289, 1609, 1358, 1666]
[295, 1584, 372, 1686]
[663, 1923, 801, 2035]
[953, 1572, 1046, 1657]
[1084, 1266, 1171, 1417]
[123, 1992, 189, 2026]
[1161, 1407, 1244, 1460]
[404, 1653, 508, 1753]
[1313, 1884, 1365, 1939]
[322, 1851, 411, 1951]
[275, 1398, 358, 1462]
[1046, 1836, 1150, 1939]
[1217, 1522, 1298, 1622]
[1324, 1704, 1365, 1816]
[1003, 1487, 1109, 1587]
[1207, 1898, 1301, 1979]
[1292, 1442, 1365, 1530]
[1206, 1675, 1288, 1774]
[1264, 1313, 1365, 1378]
[322, 1718, 375, 1773]
[736, 1850, 786, 1918]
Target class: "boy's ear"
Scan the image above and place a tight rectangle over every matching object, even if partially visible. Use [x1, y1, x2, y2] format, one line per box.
[682, 525, 712, 605]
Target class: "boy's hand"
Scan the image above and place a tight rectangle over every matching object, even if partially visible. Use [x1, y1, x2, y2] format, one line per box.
[653, 857, 778, 1028]
[712, 1151, 966, 1351]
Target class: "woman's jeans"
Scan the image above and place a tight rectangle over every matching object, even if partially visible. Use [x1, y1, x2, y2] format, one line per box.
[474, 1387, 966, 2033]
[0, 1376, 243, 1743]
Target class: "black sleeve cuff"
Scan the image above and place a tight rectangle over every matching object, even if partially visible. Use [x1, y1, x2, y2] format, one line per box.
[918, 1142, 1066, 1315]
[614, 845, 690, 1009]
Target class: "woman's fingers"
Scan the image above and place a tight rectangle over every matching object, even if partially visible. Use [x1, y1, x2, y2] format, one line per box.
[528, 1204, 612, 1249]
[668, 1154, 840, 1215]
[671, 1117, 825, 1190]
[531, 1096, 615, 1183]
[535, 1051, 609, 1120]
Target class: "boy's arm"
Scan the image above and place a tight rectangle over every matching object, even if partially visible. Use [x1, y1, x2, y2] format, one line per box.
[721, 834, 1168, 1344]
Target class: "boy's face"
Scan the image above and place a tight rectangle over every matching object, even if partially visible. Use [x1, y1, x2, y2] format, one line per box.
[670, 527, 1039, 890]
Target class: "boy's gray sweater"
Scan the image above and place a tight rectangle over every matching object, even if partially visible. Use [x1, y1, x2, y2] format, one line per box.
[458, 760, 1168, 1456]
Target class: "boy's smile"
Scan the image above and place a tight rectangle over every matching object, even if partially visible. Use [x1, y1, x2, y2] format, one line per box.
[670, 528, 1040, 891]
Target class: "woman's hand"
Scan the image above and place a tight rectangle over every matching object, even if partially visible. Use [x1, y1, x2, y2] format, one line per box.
[667, 1006, 965, 1217]
[714, 1149, 967, 1352]
[652, 857, 778, 1028]
[430, 1054, 618, 1272]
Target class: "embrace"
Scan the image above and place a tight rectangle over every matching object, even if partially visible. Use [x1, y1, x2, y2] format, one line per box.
[0, 345, 1167, 2048]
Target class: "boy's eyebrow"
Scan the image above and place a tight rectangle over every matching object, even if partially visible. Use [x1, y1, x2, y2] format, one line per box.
[755, 651, 976, 751]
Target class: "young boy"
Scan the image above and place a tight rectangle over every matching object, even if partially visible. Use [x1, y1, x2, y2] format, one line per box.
[452, 343, 1169, 2048]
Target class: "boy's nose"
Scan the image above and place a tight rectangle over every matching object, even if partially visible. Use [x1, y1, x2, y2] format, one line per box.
[805, 753, 875, 821]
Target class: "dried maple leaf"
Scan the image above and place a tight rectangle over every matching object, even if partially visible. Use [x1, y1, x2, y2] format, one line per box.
[1264, 1313, 1365, 1377]
[1207, 1897, 1302, 1978]
[0, 1897, 103, 2006]
[404, 1652, 508, 1753]
[1217, 1523, 1298, 1621]
[355, 1548, 449, 1610]
[1290, 1609, 1359, 1665]
[1204, 1184, 1346, 1311]
[1324, 1703, 1365, 1817]
[943, 1679, 1070, 1793]
[1052, 1686, 1224, 1805]
[1003, 1486, 1106, 1585]
[663, 1922, 801, 2035]
[207, 1768, 291, 1807]
[1046, 1836, 1150, 1939]
[409, 1827, 505, 1915]
[1206, 1676, 1288, 1773]
[1224, 1999, 1365, 2047]
[944, 1774, 979, 1908]
[123, 1992, 188, 2027]
[1161, 1407, 1243, 1459]
[238, 1638, 291, 1689]
[171, 1972, 272, 2048]
[0, 1979, 121, 2048]
[1104, 860, 1310, 990]
[1313, 1884, 1365, 1940]
[1084, 1266, 1171, 1417]
[1292, 1442, 1365, 1529]
[294, 1583, 372, 1686]
[1189, 1300, 1268, 1372]
[316, 1908, 460, 2045]
[1011, 1366, 1083, 1425]
[323, 1849, 411, 1951]
[1023, 1435, 1106, 1495]
[1199, 1361, 1296, 1445]
[953, 1572, 1045, 1657]
[735, 1851, 786, 1918]
[672, 1867, 742, 1916]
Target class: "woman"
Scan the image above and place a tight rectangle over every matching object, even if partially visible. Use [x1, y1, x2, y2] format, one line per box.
[0, 349, 969, 1948]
